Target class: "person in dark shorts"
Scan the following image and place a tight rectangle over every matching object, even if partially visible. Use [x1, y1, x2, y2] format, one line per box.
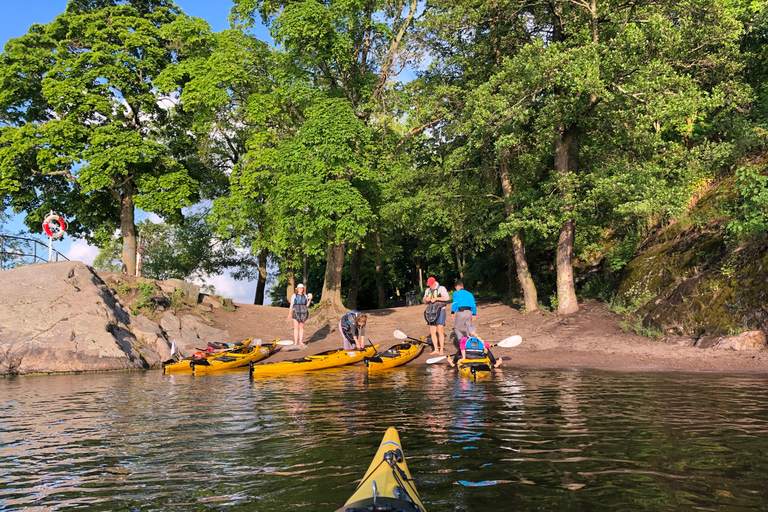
[423, 277, 449, 355]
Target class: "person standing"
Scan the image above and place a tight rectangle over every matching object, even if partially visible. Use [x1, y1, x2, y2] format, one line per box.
[340, 311, 368, 350]
[287, 284, 312, 347]
[423, 276, 449, 355]
[451, 281, 477, 343]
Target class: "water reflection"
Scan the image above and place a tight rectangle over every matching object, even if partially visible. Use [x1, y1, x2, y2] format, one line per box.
[1, 369, 768, 511]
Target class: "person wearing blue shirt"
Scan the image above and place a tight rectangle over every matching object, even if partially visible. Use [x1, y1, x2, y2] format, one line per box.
[451, 281, 477, 344]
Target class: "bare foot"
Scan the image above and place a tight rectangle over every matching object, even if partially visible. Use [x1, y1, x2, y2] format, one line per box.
[494, 359, 503, 368]
[448, 359, 455, 367]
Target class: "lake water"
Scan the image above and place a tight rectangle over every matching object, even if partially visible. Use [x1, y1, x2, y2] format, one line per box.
[1, 366, 767, 511]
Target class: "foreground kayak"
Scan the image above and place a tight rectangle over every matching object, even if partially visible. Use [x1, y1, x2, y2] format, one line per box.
[192, 340, 277, 373]
[163, 337, 255, 374]
[336, 427, 426, 512]
[365, 341, 425, 372]
[457, 357, 492, 380]
[250, 346, 378, 376]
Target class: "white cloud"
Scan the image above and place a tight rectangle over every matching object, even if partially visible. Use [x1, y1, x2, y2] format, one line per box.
[195, 272, 264, 305]
[65, 238, 100, 265]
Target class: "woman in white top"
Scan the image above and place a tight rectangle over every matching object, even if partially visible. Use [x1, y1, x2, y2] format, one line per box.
[287, 284, 312, 347]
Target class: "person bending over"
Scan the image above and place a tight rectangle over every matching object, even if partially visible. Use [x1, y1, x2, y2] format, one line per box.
[340, 312, 368, 351]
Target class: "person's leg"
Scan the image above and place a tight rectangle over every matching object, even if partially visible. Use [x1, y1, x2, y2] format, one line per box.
[453, 310, 469, 342]
[429, 325, 438, 353]
[293, 319, 300, 345]
[297, 322, 305, 346]
[486, 349, 501, 367]
[340, 320, 352, 350]
[436, 310, 446, 355]
[447, 351, 461, 367]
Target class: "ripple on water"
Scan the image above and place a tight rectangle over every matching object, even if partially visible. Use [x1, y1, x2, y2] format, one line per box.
[1, 369, 768, 511]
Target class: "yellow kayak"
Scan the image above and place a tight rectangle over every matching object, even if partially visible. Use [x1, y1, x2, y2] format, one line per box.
[163, 337, 255, 374]
[457, 356, 493, 380]
[192, 340, 277, 373]
[250, 346, 378, 376]
[365, 341, 424, 372]
[337, 427, 426, 512]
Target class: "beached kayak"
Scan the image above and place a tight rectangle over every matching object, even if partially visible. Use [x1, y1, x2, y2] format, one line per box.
[336, 427, 426, 512]
[457, 357, 492, 380]
[192, 341, 277, 373]
[365, 341, 424, 372]
[250, 346, 378, 376]
[163, 337, 255, 374]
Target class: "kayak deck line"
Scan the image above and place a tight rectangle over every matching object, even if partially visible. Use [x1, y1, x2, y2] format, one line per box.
[337, 427, 426, 512]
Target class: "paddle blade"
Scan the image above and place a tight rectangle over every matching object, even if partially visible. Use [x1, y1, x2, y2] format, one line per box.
[497, 335, 522, 348]
[276, 339, 294, 346]
[393, 329, 408, 339]
[426, 355, 447, 364]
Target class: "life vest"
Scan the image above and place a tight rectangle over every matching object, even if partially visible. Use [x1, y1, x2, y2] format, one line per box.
[293, 294, 309, 322]
[465, 336, 484, 353]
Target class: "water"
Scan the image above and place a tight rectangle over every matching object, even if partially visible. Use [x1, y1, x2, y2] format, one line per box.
[2, 366, 768, 511]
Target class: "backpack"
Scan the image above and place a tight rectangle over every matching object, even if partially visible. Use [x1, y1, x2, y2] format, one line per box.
[424, 288, 444, 325]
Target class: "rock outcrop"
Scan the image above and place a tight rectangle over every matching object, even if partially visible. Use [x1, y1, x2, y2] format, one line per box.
[160, 311, 229, 357]
[0, 261, 171, 375]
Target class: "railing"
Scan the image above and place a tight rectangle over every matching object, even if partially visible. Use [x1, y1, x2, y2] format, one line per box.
[0, 234, 69, 270]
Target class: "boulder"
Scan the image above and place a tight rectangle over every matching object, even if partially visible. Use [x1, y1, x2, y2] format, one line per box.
[157, 278, 200, 303]
[162, 312, 229, 357]
[712, 330, 767, 351]
[0, 262, 167, 375]
[128, 314, 172, 365]
[201, 294, 222, 309]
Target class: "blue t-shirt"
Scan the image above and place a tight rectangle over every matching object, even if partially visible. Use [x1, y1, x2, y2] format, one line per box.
[451, 289, 476, 315]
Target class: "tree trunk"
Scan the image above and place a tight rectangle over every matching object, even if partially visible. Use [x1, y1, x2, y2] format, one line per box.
[320, 241, 346, 310]
[286, 267, 295, 302]
[506, 240, 518, 298]
[254, 248, 268, 305]
[455, 245, 465, 280]
[347, 245, 363, 310]
[555, 128, 579, 314]
[120, 190, 137, 275]
[374, 232, 387, 308]
[499, 149, 538, 311]
[302, 251, 308, 285]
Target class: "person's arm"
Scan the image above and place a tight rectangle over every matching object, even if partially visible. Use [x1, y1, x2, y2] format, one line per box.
[287, 294, 295, 319]
[471, 295, 477, 317]
[439, 287, 449, 306]
[451, 293, 459, 314]
[306, 293, 312, 307]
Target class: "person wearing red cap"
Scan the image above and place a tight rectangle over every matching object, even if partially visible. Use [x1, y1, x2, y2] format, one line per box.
[423, 276, 449, 355]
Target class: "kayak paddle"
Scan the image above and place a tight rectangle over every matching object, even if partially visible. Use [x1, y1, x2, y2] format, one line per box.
[426, 355, 447, 364]
[276, 339, 295, 346]
[495, 335, 522, 348]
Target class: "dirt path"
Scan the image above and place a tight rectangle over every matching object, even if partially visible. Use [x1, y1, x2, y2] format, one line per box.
[209, 299, 768, 373]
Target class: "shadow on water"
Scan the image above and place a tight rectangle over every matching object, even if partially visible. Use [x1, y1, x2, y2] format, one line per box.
[1, 369, 768, 511]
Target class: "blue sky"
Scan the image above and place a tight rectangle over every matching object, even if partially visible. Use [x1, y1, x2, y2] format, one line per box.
[0, 1, 267, 303]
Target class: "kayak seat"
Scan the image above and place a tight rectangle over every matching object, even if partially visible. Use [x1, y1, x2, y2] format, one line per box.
[465, 350, 485, 358]
[213, 356, 238, 363]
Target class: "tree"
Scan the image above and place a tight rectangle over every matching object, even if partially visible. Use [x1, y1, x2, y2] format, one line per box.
[0, 0, 199, 275]
[422, 0, 746, 314]
[230, 0, 420, 310]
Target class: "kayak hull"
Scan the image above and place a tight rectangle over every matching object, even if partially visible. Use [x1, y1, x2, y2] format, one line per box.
[250, 346, 379, 376]
[192, 342, 275, 373]
[365, 342, 424, 372]
[337, 427, 425, 512]
[163, 337, 255, 374]
[457, 357, 492, 380]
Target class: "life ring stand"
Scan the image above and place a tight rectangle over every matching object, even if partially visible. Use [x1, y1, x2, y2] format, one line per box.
[42, 213, 67, 239]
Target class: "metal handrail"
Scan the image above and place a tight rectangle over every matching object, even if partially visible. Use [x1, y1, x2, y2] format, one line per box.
[0, 234, 70, 270]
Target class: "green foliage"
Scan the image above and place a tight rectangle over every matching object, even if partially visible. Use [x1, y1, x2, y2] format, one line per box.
[0, 1, 201, 273]
[726, 163, 768, 239]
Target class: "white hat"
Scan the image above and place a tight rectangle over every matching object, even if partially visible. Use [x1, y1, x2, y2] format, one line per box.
[296, 283, 305, 288]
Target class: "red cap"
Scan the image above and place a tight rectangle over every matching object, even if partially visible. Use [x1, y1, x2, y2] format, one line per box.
[427, 277, 436, 287]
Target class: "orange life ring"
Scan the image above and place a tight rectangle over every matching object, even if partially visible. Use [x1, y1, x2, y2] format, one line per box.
[42, 214, 67, 238]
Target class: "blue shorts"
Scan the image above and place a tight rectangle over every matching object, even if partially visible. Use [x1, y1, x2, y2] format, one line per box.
[435, 309, 446, 326]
